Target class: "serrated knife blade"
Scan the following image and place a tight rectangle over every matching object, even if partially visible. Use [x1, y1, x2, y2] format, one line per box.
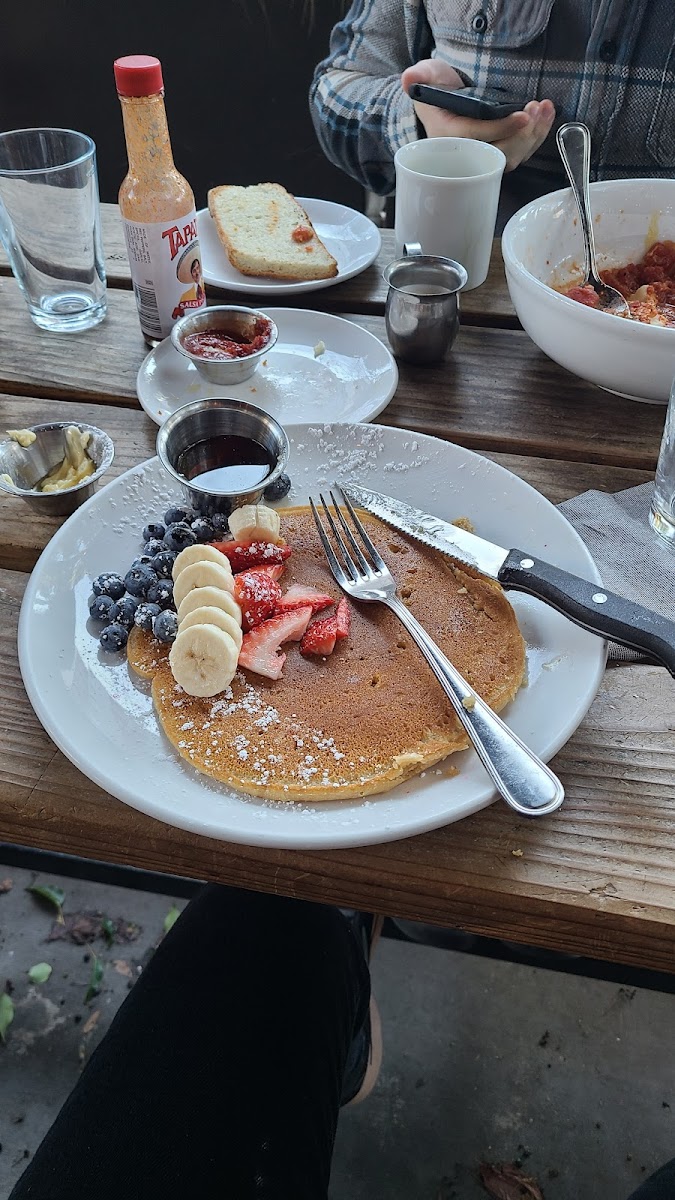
[336, 481, 675, 677]
[339, 482, 508, 578]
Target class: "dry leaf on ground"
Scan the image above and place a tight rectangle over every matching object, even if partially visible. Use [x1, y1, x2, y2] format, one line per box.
[113, 960, 133, 978]
[47, 912, 141, 945]
[82, 1009, 101, 1036]
[47, 913, 99, 944]
[479, 1161, 544, 1200]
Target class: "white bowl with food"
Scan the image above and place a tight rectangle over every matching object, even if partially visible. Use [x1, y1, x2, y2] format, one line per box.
[501, 178, 675, 403]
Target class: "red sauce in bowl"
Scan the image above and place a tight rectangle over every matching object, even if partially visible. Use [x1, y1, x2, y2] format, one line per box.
[183, 317, 273, 360]
[560, 241, 675, 326]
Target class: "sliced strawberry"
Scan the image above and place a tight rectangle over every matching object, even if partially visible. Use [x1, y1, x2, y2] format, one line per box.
[244, 563, 285, 582]
[275, 583, 334, 615]
[335, 596, 351, 640]
[233, 570, 283, 631]
[300, 613, 338, 657]
[238, 606, 312, 680]
[211, 540, 291, 573]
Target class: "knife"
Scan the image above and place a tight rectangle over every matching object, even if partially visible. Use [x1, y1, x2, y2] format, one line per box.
[338, 482, 675, 677]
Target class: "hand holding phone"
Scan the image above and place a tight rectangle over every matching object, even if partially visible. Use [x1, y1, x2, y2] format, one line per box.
[401, 62, 557, 172]
[408, 84, 527, 120]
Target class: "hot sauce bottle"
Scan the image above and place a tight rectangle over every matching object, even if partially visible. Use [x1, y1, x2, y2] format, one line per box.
[113, 54, 206, 345]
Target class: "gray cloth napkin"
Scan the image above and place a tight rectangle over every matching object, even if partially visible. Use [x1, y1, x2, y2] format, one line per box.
[558, 480, 675, 661]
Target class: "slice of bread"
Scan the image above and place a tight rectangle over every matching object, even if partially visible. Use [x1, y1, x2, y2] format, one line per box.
[207, 183, 338, 282]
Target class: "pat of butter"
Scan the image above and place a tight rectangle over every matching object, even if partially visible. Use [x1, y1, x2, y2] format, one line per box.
[7, 428, 36, 448]
[39, 426, 95, 493]
[313, 340, 326, 358]
[393, 752, 424, 768]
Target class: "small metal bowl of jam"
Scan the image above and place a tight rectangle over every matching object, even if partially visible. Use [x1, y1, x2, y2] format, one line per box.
[0, 421, 115, 517]
[170, 304, 278, 385]
[156, 397, 290, 517]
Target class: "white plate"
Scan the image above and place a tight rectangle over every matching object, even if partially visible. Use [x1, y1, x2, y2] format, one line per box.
[136, 308, 398, 427]
[18, 423, 606, 851]
[198, 198, 382, 296]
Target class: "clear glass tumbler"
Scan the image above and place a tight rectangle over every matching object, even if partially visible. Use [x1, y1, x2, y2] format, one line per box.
[650, 375, 675, 545]
[0, 128, 107, 332]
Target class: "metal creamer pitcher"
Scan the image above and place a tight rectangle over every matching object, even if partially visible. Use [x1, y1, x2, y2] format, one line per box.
[383, 244, 467, 364]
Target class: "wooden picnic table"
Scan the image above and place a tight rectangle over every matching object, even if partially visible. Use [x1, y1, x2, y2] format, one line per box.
[1, 203, 673, 977]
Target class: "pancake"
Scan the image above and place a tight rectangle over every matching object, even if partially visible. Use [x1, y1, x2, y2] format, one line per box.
[127, 507, 526, 801]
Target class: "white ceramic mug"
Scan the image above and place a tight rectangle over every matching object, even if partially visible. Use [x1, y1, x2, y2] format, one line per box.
[394, 137, 506, 290]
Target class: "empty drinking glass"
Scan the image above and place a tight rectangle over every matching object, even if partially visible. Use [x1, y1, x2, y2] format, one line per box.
[650, 374, 675, 546]
[0, 128, 107, 332]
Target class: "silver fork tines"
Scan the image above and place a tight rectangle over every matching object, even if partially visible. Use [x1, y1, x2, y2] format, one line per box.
[333, 490, 388, 574]
[316, 490, 385, 583]
[311, 490, 398, 605]
[309, 496, 349, 585]
[309, 487, 565, 819]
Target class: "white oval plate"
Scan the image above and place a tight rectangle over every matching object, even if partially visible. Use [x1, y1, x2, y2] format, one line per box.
[198, 198, 382, 296]
[136, 308, 398, 427]
[18, 423, 605, 851]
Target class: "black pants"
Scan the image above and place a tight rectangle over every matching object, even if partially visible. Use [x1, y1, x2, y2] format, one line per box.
[10, 884, 369, 1200]
[9, 884, 675, 1200]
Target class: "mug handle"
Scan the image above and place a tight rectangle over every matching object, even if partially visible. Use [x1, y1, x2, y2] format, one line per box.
[403, 241, 423, 257]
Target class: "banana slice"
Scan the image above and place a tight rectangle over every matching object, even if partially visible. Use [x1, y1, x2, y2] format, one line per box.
[228, 503, 282, 544]
[179, 606, 243, 649]
[169, 624, 239, 698]
[177, 585, 242, 626]
[173, 560, 235, 609]
[172, 543, 234, 582]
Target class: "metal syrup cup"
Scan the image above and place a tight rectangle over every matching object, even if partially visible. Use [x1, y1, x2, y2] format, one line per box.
[156, 397, 289, 517]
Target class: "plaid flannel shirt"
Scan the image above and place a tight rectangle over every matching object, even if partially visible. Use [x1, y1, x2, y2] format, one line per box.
[310, 0, 675, 195]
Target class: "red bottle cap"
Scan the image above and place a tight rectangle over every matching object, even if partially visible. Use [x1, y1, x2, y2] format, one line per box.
[114, 55, 163, 97]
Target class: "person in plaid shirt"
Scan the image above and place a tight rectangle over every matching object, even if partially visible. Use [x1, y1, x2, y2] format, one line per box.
[310, 0, 675, 204]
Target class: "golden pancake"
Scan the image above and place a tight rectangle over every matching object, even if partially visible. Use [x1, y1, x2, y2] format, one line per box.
[127, 507, 526, 801]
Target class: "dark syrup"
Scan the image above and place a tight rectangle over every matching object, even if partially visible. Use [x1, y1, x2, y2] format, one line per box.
[176, 434, 274, 493]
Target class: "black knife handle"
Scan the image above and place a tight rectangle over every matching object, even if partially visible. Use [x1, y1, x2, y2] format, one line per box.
[499, 549, 675, 677]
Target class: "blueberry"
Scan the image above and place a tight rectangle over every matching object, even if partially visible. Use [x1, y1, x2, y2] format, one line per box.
[130, 554, 153, 569]
[124, 564, 158, 597]
[92, 572, 125, 601]
[190, 517, 215, 543]
[263, 472, 291, 503]
[153, 609, 178, 643]
[143, 537, 165, 557]
[89, 593, 116, 622]
[142, 521, 165, 543]
[164, 505, 191, 527]
[164, 522, 196, 552]
[99, 623, 129, 653]
[147, 578, 174, 609]
[152, 550, 176, 579]
[110, 595, 139, 628]
[210, 513, 230, 535]
[133, 602, 162, 632]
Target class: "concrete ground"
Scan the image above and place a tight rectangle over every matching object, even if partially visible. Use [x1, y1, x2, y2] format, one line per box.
[2, 869, 674, 1199]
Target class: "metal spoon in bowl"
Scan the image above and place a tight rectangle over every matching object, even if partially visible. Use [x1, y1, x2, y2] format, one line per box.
[556, 122, 630, 318]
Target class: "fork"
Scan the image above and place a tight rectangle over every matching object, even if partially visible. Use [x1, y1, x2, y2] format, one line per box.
[310, 490, 565, 818]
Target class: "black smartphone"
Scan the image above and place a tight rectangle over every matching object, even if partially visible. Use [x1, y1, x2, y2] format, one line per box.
[408, 84, 526, 120]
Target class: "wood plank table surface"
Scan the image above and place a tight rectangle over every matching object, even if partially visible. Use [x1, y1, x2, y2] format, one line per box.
[0, 204, 518, 326]
[1, 203, 673, 977]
